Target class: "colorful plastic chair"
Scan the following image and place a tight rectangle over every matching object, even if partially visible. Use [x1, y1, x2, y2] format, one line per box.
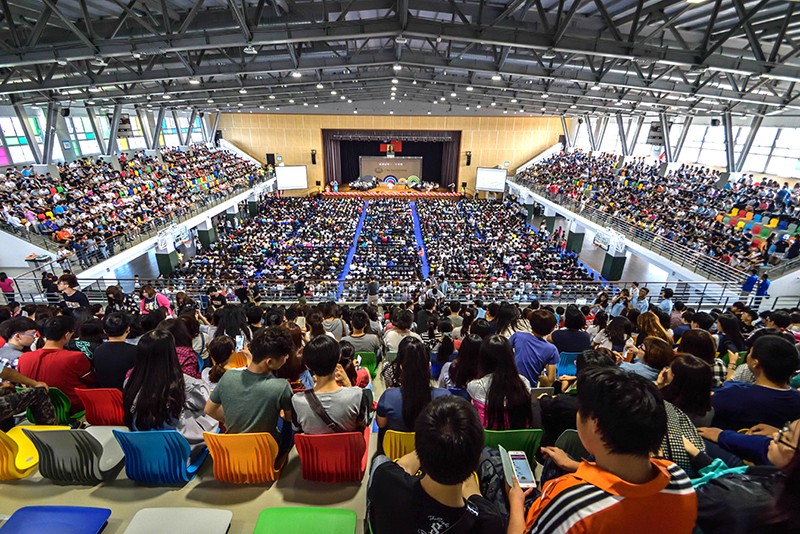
[556, 352, 582, 377]
[484, 429, 544, 464]
[728, 208, 739, 217]
[203, 432, 282, 483]
[75, 388, 125, 426]
[752, 214, 762, 223]
[294, 426, 369, 482]
[382, 430, 415, 461]
[22, 387, 85, 426]
[744, 211, 754, 221]
[0, 506, 111, 534]
[0, 425, 70, 480]
[253, 507, 357, 534]
[123, 508, 232, 534]
[23, 426, 126, 484]
[113, 429, 207, 484]
[356, 352, 377, 379]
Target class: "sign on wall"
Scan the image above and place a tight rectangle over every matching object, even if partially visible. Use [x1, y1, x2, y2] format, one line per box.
[107, 114, 134, 138]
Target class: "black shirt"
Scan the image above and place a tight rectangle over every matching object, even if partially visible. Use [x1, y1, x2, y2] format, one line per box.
[367, 281, 380, 296]
[61, 290, 91, 311]
[92, 341, 138, 390]
[550, 329, 592, 353]
[208, 294, 227, 308]
[368, 462, 503, 534]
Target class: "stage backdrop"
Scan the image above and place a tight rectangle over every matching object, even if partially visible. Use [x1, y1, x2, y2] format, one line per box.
[359, 156, 422, 181]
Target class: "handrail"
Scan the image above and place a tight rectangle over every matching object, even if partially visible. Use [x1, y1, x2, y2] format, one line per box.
[508, 178, 748, 282]
[766, 254, 800, 279]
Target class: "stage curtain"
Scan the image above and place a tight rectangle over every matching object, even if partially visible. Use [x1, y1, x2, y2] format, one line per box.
[441, 131, 461, 187]
[323, 134, 341, 185]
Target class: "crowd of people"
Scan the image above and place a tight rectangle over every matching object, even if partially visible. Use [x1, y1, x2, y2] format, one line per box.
[512, 151, 800, 272]
[0, 276, 798, 533]
[1, 146, 263, 269]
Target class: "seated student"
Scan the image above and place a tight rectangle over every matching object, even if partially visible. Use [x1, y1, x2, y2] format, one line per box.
[18, 315, 94, 412]
[508, 367, 697, 534]
[93, 312, 137, 390]
[291, 336, 371, 434]
[510, 309, 559, 387]
[341, 310, 381, 356]
[657, 353, 715, 427]
[711, 335, 800, 430]
[0, 317, 38, 369]
[467, 335, 531, 430]
[0, 353, 55, 425]
[339, 340, 370, 388]
[202, 335, 236, 391]
[123, 329, 218, 462]
[205, 327, 295, 460]
[619, 336, 676, 381]
[368, 395, 504, 533]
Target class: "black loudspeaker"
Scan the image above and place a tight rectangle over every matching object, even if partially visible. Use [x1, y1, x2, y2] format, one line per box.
[461, 182, 467, 188]
[214, 130, 223, 141]
[311, 149, 317, 165]
[266, 153, 276, 165]
[315, 181, 321, 186]
[60, 108, 70, 117]
[558, 134, 566, 144]
[711, 118, 721, 127]
[465, 151, 472, 166]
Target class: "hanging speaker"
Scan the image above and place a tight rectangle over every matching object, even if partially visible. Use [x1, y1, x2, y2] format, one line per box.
[465, 151, 472, 166]
[266, 153, 276, 165]
[461, 182, 467, 188]
[311, 149, 317, 165]
[59, 108, 70, 117]
[315, 181, 321, 186]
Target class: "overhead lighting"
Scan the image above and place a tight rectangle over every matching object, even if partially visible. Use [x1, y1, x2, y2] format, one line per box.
[207, 98, 214, 103]
[90, 56, 107, 66]
[490, 102, 496, 106]
[412, 80, 417, 85]
[466, 106, 470, 110]
[427, 111, 431, 115]
[393, 63, 402, 71]
[259, 105, 265, 109]
[239, 88, 248, 94]
[132, 51, 143, 59]
[542, 93, 549, 98]
[56, 58, 68, 66]
[86, 99, 95, 105]
[391, 78, 399, 84]
[476, 104, 481, 109]
[162, 93, 171, 99]
[614, 100, 622, 106]
[269, 95, 275, 99]
[340, 95, 346, 100]
[395, 35, 408, 44]
[354, 109, 358, 114]
[440, 96, 446, 101]
[466, 86, 474, 91]
[331, 90, 337, 95]
[275, 107, 280, 110]
[450, 92, 457, 97]
[503, 110, 508, 113]
[304, 102, 309, 106]
[314, 104, 318, 108]
[511, 98, 518, 103]
[243, 45, 258, 55]
[491, 73, 502, 81]
[289, 99, 295, 103]
[291, 71, 302, 78]
[316, 83, 324, 89]
[88, 84, 101, 92]
[391, 96, 396, 100]
[570, 104, 577, 108]
[590, 83, 601, 91]
[237, 103, 243, 106]
[541, 107, 547, 111]
[189, 78, 200, 85]
[687, 95, 698, 101]
[542, 49, 557, 60]
[391, 86, 397, 92]
[389, 111, 394, 114]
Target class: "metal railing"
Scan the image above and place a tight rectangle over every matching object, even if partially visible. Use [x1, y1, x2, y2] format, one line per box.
[509, 178, 752, 283]
[4, 276, 798, 313]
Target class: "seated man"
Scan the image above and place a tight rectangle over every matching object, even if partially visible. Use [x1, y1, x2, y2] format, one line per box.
[0, 359, 54, 426]
[205, 327, 295, 458]
[508, 367, 697, 534]
[17, 316, 94, 412]
[711, 335, 800, 430]
[0, 317, 39, 369]
[368, 395, 504, 533]
[511, 309, 558, 386]
[341, 310, 381, 356]
[291, 335, 370, 434]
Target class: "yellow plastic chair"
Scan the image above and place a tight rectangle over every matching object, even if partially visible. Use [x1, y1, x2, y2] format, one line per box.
[203, 432, 282, 483]
[382, 430, 415, 461]
[0, 425, 70, 480]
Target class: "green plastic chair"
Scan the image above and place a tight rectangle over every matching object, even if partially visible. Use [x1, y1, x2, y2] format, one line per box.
[356, 352, 378, 379]
[483, 429, 543, 464]
[253, 507, 356, 534]
[722, 351, 748, 367]
[24, 388, 85, 426]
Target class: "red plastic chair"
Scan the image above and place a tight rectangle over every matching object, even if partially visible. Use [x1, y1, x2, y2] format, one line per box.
[294, 426, 370, 483]
[75, 388, 125, 426]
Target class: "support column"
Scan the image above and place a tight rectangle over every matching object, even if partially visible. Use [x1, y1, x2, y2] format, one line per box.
[106, 103, 122, 155]
[171, 109, 185, 146]
[11, 101, 42, 163]
[152, 106, 166, 149]
[196, 219, 217, 249]
[659, 112, 673, 163]
[154, 235, 179, 276]
[616, 113, 629, 156]
[601, 245, 627, 282]
[543, 206, 557, 233]
[523, 203, 536, 224]
[225, 205, 240, 230]
[560, 115, 573, 148]
[136, 106, 152, 149]
[42, 101, 57, 164]
[210, 112, 221, 146]
[186, 109, 198, 145]
[85, 106, 105, 154]
[53, 108, 78, 162]
[247, 192, 259, 217]
[566, 220, 585, 254]
[723, 111, 736, 173]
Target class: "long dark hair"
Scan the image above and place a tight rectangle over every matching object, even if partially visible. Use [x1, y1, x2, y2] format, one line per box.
[213, 305, 251, 341]
[677, 329, 716, 366]
[449, 334, 483, 388]
[460, 307, 477, 335]
[766, 439, 800, 529]
[605, 316, 632, 346]
[479, 334, 531, 430]
[660, 353, 712, 416]
[157, 318, 194, 348]
[717, 314, 746, 352]
[436, 319, 455, 364]
[123, 329, 186, 430]
[494, 303, 524, 336]
[207, 335, 234, 384]
[307, 311, 326, 338]
[397, 336, 433, 430]
[275, 322, 306, 383]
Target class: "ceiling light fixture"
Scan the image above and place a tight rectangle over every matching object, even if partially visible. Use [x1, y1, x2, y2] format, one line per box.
[86, 99, 95, 105]
[162, 93, 171, 99]
[331, 90, 337, 95]
[243, 45, 258, 55]
[340, 95, 346, 100]
[88, 84, 101, 92]
[511, 98, 518, 103]
[440, 96, 446, 101]
[393, 63, 402, 71]
[239, 88, 248, 94]
[269, 95, 275, 99]
[56, 58, 68, 66]
[450, 92, 457, 97]
[542, 49, 557, 59]
[490, 102, 496, 106]
[90, 56, 107, 66]
[132, 51, 142, 59]
[289, 99, 295, 103]
[189, 78, 200, 85]
[207, 98, 214, 103]
[316, 83, 324, 89]
[542, 93, 549, 98]
[291, 71, 302, 78]
[304, 102, 309, 106]
[591, 83, 601, 91]
[466, 86, 474, 91]
[491, 73, 502, 81]
[395, 34, 407, 44]
[570, 104, 577, 108]
[391, 78, 399, 84]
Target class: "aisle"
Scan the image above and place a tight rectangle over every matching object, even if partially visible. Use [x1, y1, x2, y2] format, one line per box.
[409, 201, 431, 279]
[337, 200, 369, 299]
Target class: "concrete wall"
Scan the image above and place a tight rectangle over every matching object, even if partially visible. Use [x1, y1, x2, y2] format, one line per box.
[0, 231, 54, 269]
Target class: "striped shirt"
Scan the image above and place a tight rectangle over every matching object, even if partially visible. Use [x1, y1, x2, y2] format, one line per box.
[525, 458, 696, 534]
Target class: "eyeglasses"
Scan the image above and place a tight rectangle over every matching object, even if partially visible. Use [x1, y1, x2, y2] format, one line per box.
[776, 421, 798, 451]
[18, 331, 37, 339]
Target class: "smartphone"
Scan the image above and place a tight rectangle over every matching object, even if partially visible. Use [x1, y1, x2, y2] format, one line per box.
[235, 335, 244, 352]
[509, 451, 536, 489]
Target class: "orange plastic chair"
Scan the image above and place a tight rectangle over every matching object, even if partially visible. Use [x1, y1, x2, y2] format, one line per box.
[382, 430, 415, 461]
[75, 388, 125, 426]
[203, 432, 283, 483]
[0, 425, 70, 480]
[228, 351, 249, 368]
[744, 211, 754, 220]
[295, 426, 370, 483]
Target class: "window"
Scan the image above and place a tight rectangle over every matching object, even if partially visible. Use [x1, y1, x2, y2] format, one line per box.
[1, 117, 35, 163]
[0, 147, 9, 166]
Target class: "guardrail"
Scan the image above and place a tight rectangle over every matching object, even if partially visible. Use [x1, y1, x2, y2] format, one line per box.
[4, 276, 797, 313]
[509, 178, 750, 283]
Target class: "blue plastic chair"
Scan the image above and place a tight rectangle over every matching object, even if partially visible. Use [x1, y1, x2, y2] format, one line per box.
[752, 214, 762, 223]
[430, 359, 444, 380]
[0, 506, 111, 534]
[448, 388, 471, 401]
[556, 352, 582, 377]
[112, 429, 208, 484]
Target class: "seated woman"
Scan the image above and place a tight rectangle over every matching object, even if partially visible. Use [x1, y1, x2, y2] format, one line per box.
[438, 334, 482, 390]
[291, 336, 370, 434]
[678, 328, 727, 388]
[657, 353, 715, 427]
[430, 319, 456, 380]
[619, 336, 675, 382]
[202, 335, 236, 391]
[157, 318, 201, 378]
[592, 316, 636, 356]
[339, 340, 370, 388]
[122, 329, 219, 462]
[376, 337, 449, 450]
[275, 322, 313, 390]
[467, 334, 532, 430]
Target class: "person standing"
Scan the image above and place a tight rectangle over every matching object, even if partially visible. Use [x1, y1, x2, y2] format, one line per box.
[753, 273, 770, 310]
[367, 277, 380, 305]
[740, 268, 759, 300]
[0, 272, 15, 303]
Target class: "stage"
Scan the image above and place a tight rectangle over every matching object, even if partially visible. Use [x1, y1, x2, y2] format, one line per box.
[321, 183, 461, 199]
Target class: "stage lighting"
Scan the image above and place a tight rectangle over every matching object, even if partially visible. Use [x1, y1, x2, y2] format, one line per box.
[466, 151, 472, 166]
[311, 150, 317, 164]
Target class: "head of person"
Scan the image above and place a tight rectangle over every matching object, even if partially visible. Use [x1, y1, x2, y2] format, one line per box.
[246, 306, 264, 327]
[450, 334, 483, 388]
[637, 311, 668, 338]
[249, 326, 294, 371]
[660, 353, 713, 416]
[307, 311, 326, 337]
[156, 318, 193, 348]
[730, 301, 745, 315]
[42, 315, 75, 344]
[767, 311, 792, 330]
[435, 319, 455, 364]
[57, 273, 79, 291]
[564, 305, 586, 330]
[214, 305, 250, 340]
[396, 336, 433, 430]
[303, 334, 340, 378]
[748, 335, 799, 386]
[449, 301, 460, 314]
[141, 285, 157, 299]
[494, 303, 521, 334]
[691, 311, 715, 331]
[392, 309, 414, 332]
[529, 309, 557, 337]
[717, 313, 745, 344]
[338, 340, 358, 386]
[641, 336, 675, 370]
[677, 329, 716, 366]
[0, 317, 38, 348]
[479, 334, 531, 430]
[77, 318, 104, 343]
[662, 288, 674, 300]
[577, 367, 667, 458]
[351, 309, 368, 332]
[605, 316, 632, 346]
[207, 287, 219, 297]
[638, 287, 650, 300]
[592, 310, 609, 331]
[105, 285, 125, 304]
[414, 396, 484, 486]
[123, 329, 185, 430]
[575, 349, 616, 375]
[424, 298, 436, 311]
[207, 335, 235, 384]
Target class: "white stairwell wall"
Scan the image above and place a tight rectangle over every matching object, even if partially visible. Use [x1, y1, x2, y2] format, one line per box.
[219, 139, 263, 166]
[0, 231, 54, 268]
